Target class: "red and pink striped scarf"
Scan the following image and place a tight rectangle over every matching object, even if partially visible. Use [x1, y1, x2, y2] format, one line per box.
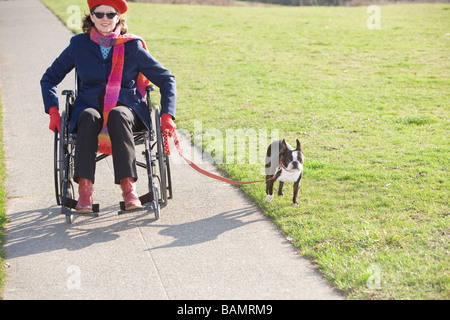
[90, 27, 150, 155]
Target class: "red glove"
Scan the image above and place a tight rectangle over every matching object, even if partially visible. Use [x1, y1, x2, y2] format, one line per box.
[161, 113, 176, 137]
[48, 107, 61, 133]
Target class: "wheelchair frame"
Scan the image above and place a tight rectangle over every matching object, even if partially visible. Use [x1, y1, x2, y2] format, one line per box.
[54, 71, 173, 224]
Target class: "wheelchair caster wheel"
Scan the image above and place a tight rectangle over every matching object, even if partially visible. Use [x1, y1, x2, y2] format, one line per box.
[66, 213, 75, 224]
[152, 184, 160, 220]
[154, 202, 160, 220]
[61, 207, 75, 225]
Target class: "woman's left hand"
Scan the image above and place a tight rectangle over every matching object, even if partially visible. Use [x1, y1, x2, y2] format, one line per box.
[161, 113, 176, 137]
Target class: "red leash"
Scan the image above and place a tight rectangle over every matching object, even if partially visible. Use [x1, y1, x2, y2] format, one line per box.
[163, 131, 275, 185]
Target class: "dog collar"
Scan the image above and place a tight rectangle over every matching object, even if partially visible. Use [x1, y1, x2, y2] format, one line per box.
[279, 155, 289, 172]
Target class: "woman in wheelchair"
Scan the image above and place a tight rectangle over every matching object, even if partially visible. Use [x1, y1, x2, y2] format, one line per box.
[41, 0, 176, 213]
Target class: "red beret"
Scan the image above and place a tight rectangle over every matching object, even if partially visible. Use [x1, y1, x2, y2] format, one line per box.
[88, 0, 128, 14]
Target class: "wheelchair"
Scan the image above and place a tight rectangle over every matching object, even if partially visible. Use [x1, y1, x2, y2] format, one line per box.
[53, 71, 173, 224]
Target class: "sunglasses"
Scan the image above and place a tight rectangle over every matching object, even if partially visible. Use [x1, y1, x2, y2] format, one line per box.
[91, 12, 118, 19]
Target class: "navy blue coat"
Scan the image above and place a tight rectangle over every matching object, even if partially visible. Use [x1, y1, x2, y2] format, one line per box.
[41, 33, 176, 132]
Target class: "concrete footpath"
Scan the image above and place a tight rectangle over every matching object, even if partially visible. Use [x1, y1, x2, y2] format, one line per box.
[0, 0, 342, 300]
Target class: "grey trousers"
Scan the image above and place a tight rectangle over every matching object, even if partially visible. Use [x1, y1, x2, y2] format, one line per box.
[73, 106, 144, 185]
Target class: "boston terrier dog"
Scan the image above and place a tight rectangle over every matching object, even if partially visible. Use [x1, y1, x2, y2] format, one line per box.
[265, 139, 303, 207]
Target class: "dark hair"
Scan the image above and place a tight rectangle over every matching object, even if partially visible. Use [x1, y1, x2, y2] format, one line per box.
[82, 6, 128, 34]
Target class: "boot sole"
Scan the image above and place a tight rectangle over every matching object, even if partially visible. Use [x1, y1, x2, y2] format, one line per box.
[125, 204, 143, 211]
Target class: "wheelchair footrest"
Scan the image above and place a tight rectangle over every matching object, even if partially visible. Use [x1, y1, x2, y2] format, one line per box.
[118, 192, 153, 213]
[61, 207, 99, 218]
[139, 192, 153, 205]
[117, 207, 147, 215]
[62, 197, 100, 213]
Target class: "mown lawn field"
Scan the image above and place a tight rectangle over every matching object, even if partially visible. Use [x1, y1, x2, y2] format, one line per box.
[40, 0, 449, 299]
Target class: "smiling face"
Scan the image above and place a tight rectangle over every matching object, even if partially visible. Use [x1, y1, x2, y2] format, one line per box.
[90, 5, 120, 36]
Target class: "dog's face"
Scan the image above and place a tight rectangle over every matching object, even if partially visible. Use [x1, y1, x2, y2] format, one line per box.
[281, 139, 303, 172]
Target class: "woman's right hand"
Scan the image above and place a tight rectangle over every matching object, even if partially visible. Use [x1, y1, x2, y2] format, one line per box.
[48, 106, 61, 133]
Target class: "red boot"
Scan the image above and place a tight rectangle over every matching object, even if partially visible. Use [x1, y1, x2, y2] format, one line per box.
[75, 178, 94, 213]
[120, 177, 142, 210]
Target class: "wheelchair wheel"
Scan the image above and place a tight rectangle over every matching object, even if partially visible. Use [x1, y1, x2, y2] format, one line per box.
[140, 106, 169, 220]
[54, 131, 61, 205]
[54, 109, 72, 206]
[59, 110, 76, 224]
[153, 106, 169, 208]
[143, 129, 161, 220]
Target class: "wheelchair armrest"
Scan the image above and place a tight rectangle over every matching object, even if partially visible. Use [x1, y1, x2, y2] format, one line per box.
[146, 85, 155, 92]
[62, 90, 74, 97]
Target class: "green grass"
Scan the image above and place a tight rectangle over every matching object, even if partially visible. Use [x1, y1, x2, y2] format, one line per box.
[40, 0, 449, 299]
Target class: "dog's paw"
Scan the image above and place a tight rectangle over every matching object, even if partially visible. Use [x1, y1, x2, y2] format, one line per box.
[265, 194, 274, 203]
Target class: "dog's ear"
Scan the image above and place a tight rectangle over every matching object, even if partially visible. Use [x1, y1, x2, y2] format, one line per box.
[281, 139, 288, 152]
[296, 139, 302, 151]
